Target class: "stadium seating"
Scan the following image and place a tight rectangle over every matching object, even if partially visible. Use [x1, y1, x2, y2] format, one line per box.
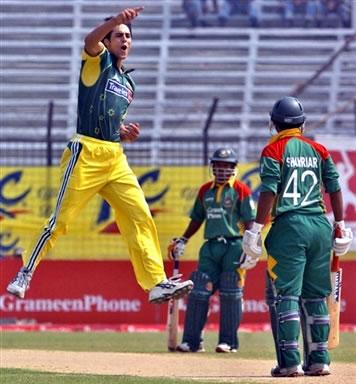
[1, 0, 355, 165]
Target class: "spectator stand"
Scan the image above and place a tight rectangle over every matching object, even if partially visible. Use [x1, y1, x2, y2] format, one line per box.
[1, 0, 355, 167]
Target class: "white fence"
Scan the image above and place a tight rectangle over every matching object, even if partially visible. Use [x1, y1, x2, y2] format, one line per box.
[1, 0, 355, 165]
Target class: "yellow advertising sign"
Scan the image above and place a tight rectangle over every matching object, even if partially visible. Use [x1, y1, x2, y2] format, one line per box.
[0, 164, 261, 260]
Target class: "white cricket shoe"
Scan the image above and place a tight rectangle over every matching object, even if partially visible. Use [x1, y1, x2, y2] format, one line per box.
[215, 343, 237, 353]
[148, 276, 193, 304]
[304, 363, 330, 376]
[271, 364, 304, 377]
[7, 267, 33, 299]
[176, 342, 205, 353]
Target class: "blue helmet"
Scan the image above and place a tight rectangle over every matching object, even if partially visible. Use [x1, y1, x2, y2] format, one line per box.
[270, 96, 306, 127]
[210, 147, 238, 184]
[210, 147, 238, 165]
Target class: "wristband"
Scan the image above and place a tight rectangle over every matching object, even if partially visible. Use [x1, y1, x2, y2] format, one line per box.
[334, 220, 345, 229]
[252, 222, 263, 233]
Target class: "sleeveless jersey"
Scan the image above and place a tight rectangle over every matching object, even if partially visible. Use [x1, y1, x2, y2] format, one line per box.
[190, 179, 256, 239]
[76, 48, 135, 142]
[260, 129, 340, 218]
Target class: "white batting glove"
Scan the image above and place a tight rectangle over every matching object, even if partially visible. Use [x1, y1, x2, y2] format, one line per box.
[332, 221, 353, 256]
[167, 236, 188, 260]
[239, 252, 259, 270]
[242, 222, 263, 260]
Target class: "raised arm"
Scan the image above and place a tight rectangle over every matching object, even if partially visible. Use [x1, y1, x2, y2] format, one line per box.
[84, 7, 144, 57]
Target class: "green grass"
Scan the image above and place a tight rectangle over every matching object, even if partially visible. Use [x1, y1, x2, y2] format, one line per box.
[2, 369, 257, 384]
[0, 369, 172, 384]
[1, 331, 355, 384]
[3, 331, 275, 358]
[1, 330, 355, 361]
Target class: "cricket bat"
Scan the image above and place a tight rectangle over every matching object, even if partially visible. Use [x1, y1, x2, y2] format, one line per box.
[327, 226, 342, 349]
[167, 259, 180, 352]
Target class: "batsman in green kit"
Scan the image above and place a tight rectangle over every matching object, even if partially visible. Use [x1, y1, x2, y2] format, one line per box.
[7, 6, 193, 304]
[168, 147, 256, 353]
[242, 96, 353, 377]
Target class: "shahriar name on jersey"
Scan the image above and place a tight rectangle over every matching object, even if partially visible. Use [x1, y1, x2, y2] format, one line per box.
[286, 156, 318, 168]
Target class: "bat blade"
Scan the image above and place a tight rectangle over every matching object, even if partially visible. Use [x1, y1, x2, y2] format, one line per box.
[167, 296, 179, 351]
[327, 227, 342, 350]
[327, 266, 342, 349]
[167, 260, 180, 352]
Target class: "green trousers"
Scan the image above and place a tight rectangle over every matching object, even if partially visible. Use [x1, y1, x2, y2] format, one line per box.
[265, 213, 332, 298]
[198, 237, 245, 290]
[265, 213, 332, 368]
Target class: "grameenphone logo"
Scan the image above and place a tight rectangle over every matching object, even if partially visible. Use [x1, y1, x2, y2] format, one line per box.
[0, 293, 141, 313]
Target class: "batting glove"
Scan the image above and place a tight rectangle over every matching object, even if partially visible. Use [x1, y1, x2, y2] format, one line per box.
[168, 236, 188, 260]
[242, 222, 263, 260]
[239, 252, 259, 270]
[332, 221, 353, 257]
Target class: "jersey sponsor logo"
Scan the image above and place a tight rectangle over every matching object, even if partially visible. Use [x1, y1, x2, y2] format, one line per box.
[105, 79, 132, 102]
[207, 207, 224, 219]
[286, 156, 318, 168]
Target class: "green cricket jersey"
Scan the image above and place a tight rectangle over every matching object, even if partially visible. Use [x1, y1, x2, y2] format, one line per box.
[190, 179, 256, 239]
[260, 129, 340, 218]
[77, 47, 135, 142]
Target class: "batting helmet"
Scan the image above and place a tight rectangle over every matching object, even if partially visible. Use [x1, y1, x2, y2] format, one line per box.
[270, 96, 306, 128]
[210, 147, 238, 165]
[210, 147, 238, 184]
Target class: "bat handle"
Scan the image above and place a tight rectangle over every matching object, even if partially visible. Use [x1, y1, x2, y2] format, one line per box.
[173, 259, 180, 276]
[331, 226, 342, 272]
[334, 225, 342, 239]
[331, 254, 340, 272]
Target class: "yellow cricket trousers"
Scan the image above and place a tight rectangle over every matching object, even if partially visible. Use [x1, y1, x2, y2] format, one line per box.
[22, 134, 166, 291]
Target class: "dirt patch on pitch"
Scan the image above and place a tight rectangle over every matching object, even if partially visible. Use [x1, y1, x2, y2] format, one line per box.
[2, 349, 355, 383]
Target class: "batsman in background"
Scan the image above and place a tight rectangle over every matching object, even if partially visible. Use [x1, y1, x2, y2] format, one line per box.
[242, 96, 353, 377]
[168, 147, 256, 353]
[7, 6, 193, 304]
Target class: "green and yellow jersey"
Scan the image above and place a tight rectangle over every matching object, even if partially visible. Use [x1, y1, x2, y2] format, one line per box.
[77, 47, 135, 142]
[190, 179, 256, 239]
[260, 128, 341, 218]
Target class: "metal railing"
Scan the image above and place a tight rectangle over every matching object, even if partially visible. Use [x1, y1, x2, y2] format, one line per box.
[1, 0, 355, 166]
